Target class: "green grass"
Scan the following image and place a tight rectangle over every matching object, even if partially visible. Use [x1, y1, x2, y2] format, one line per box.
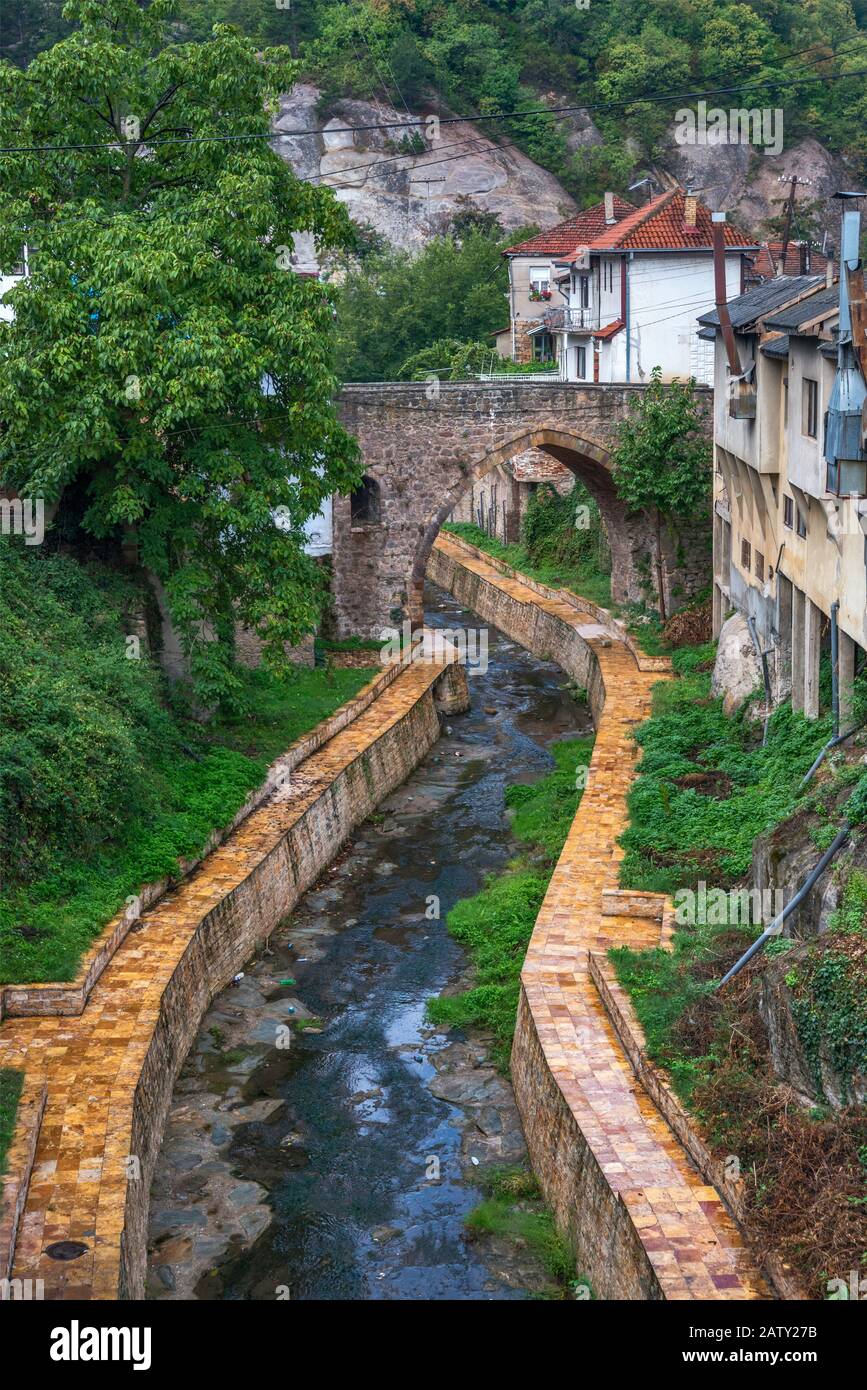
[443, 521, 613, 609]
[612, 644, 867, 1105]
[610, 921, 749, 1106]
[465, 1166, 591, 1297]
[0, 1069, 24, 1178]
[317, 635, 384, 653]
[0, 659, 376, 985]
[428, 735, 593, 1068]
[617, 642, 836, 897]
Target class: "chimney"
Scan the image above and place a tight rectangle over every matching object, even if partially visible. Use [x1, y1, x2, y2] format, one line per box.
[826, 258, 835, 288]
[684, 193, 698, 231]
[799, 242, 809, 274]
[603, 191, 615, 224]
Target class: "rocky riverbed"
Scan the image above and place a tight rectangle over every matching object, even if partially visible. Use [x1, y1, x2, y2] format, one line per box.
[147, 583, 591, 1300]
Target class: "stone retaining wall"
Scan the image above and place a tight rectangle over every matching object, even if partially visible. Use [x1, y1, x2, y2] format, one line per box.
[121, 684, 445, 1297]
[511, 991, 665, 1299]
[1, 660, 397, 1019]
[0, 656, 458, 1301]
[429, 534, 768, 1302]
[429, 537, 667, 1299]
[0, 1078, 46, 1286]
[589, 954, 805, 1300]
[427, 541, 607, 720]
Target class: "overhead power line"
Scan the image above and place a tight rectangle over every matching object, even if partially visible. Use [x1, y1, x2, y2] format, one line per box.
[3, 59, 867, 157]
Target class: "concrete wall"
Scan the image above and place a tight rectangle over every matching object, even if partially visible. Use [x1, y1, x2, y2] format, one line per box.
[711, 328, 867, 715]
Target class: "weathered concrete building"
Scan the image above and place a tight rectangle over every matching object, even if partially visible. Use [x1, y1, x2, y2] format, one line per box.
[699, 269, 867, 720]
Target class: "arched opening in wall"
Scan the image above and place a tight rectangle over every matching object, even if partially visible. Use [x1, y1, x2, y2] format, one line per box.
[350, 475, 381, 526]
[415, 434, 624, 617]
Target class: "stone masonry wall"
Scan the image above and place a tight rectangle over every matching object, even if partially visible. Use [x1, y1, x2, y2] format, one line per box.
[121, 688, 444, 1296]
[428, 538, 666, 1299]
[335, 381, 712, 638]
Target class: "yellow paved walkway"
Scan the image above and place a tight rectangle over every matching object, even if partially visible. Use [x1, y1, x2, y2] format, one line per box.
[434, 534, 768, 1300]
[2, 537, 767, 1301]
[0, 658, 438, 1300]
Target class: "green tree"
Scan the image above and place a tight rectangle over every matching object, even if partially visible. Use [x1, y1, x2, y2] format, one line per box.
[0, 0, 71, 67]
[611, 369, 711, 621]
[334, 225, 519, 381]
[0, 0, 359, 710]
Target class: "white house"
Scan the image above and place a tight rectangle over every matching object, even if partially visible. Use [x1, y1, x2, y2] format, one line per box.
[504, 189, 755, 385]
[0, 248, 27, 323]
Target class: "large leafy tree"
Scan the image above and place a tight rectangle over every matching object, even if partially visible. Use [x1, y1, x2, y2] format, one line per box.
[0, 0, 359, 709]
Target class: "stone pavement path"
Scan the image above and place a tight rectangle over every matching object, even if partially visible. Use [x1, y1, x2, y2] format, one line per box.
[434, 534, 769, 1300]
[0, 658, 440, 1300]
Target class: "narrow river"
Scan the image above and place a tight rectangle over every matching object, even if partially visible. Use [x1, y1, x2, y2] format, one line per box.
[146, 581, 591, 1301]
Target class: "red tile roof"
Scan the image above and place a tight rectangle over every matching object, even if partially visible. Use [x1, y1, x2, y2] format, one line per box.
[504, 196, 637, 256]
[746, 241, 828, 281]
[589, 189, 754, 251]
[593, 319, 624, 340]
[505, 189, 755, 259]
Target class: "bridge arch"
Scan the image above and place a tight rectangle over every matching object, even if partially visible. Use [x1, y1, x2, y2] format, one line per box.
[408, 427, 631, 627]
[333, 382, 710, 638]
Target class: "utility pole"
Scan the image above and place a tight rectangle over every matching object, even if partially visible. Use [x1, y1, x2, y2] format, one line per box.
[776, 174, 812, 275]
[410, 175, 446, 232]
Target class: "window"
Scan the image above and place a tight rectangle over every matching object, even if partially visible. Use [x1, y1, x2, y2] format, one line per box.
[578, 274, 590, 308]
[755, 551, 764, 582]
[802, 377, 819, 438]
[533, 331, 554, 363]
[602, 260, 614, 293]
[529, 265, 550, 293]
[575, 345, 587, 379]
[797, 507, 807, 539]
[741, 538, 751, 570]
[350, 475, 381, 525]
[784, 495, 794, 529]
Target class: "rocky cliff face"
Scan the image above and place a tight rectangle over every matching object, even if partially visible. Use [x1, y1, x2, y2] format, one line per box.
[658, 133, 851, 251]
[272, 84, 577, 264]
[273, 85, 853, 261]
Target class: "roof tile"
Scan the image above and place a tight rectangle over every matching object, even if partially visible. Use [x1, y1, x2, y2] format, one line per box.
[504, 196, 637, 256]
[589, 190, 754, 252]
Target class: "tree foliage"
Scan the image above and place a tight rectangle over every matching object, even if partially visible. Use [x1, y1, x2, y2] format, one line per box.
[334, 225, 519, 381]
[0, 0, 360, 709]
[9, 2, 867, 197]
[612, 369, 711, 521]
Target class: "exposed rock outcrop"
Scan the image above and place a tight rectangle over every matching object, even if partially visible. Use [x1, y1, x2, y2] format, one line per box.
[759, 938, 867, 1111]
[272, 84, 577, 259]
[657, 133, 852, 252]
[710, 611, 763, 714]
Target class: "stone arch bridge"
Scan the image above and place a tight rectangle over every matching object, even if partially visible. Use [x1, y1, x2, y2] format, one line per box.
[333, 381, 711, 636]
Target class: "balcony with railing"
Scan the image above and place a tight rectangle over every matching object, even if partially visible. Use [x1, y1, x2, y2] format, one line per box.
[542, 304, 601, 333]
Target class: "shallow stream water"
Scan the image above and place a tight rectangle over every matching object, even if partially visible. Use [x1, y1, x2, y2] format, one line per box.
[146, 582, 590, 1301]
